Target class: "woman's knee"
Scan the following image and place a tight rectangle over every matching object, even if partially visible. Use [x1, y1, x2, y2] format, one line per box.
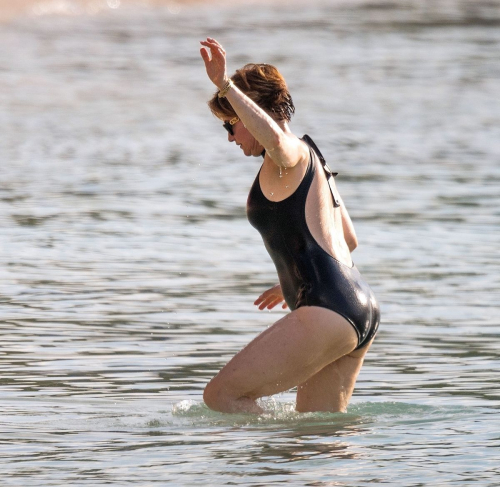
[204, 378, 263, 414]
[203, 377, 233, 412]
[203, 378, 220, 411]
[204, 375, 263, 413]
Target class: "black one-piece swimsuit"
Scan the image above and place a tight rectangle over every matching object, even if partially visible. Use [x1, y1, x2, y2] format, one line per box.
[246, 136, 380, 350]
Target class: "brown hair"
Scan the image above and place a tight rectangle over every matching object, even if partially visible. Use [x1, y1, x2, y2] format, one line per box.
[207, 63, 295, 122]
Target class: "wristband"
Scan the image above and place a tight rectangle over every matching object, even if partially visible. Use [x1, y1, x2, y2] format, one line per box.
[218, 79, 233, 98]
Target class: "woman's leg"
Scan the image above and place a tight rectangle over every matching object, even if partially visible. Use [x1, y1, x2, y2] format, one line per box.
[203, 306, 358, 414]
[295, 338, 374, 412]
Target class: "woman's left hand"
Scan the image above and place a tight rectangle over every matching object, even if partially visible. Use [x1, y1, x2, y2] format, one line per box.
[254, 284, 288, 311]
[200, 37, 228, 89]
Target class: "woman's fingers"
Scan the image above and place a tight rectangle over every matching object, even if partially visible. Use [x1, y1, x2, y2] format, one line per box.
[259, 299, 276, 310]
[260, 296, 276, 310]
[206, 37, 225, 52]
[266, 297, 284, 310]
[200, 39, 225, 57]
[254, 292, 274, 306]
[256, 296, 273, 309]
[199, 47, 210, 64]
[254, 284, 286, 310]
[255, 293, 285, 310]
[199, 43, 220, 61]
[254, 289, 272, 304]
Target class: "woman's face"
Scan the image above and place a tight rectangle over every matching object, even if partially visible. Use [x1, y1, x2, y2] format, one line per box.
[225, 119, 264, 157]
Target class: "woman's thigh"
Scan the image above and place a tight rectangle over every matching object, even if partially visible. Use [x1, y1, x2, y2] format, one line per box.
[206, 306, 359, 401]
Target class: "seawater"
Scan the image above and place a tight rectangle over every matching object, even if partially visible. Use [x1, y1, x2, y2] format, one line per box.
[1, 0, 499, 485]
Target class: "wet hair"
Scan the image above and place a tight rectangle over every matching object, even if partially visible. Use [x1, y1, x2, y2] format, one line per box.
[208, 63, 295, 122]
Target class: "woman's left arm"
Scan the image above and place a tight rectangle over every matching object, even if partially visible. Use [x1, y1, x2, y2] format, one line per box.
[200, 38, 306, 168]
[338, 194, 358, 252]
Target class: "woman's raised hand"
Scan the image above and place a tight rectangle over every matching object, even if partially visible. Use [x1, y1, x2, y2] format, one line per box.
[200, 37, 228, 90]
[254, 284, 288, 311]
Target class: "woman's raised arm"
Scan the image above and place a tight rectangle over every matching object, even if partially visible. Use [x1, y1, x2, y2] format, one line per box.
[200, 37, 307, 168]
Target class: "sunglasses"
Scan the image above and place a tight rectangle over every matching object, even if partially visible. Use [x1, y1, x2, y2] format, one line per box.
[223, 117, 239, 136]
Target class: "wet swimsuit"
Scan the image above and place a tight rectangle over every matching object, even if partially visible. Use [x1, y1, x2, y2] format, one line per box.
[246, 135, 379, 350]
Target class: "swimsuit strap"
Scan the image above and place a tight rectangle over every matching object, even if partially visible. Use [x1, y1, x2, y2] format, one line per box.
[302, 134, 340, 208]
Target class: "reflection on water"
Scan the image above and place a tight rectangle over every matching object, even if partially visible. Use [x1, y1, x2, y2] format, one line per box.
[1, 0, 500, 485]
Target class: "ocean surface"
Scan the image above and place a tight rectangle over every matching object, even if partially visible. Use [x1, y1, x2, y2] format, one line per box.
[1, 0, 499, 485]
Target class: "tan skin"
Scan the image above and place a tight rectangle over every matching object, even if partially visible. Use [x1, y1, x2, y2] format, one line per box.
[200, 38, 374, 414]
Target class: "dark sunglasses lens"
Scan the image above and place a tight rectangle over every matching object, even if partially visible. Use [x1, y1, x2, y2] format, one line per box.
[223, 122, 233, 136]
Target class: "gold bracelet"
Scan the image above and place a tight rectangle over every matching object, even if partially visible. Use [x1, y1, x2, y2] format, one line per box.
[218, 79, 233, 98]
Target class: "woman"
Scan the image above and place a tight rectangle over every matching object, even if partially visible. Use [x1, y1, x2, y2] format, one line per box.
[199, 38, 379, 414]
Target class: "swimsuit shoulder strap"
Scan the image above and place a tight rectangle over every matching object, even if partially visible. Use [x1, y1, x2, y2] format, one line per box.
[302, 134, 340, 207]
